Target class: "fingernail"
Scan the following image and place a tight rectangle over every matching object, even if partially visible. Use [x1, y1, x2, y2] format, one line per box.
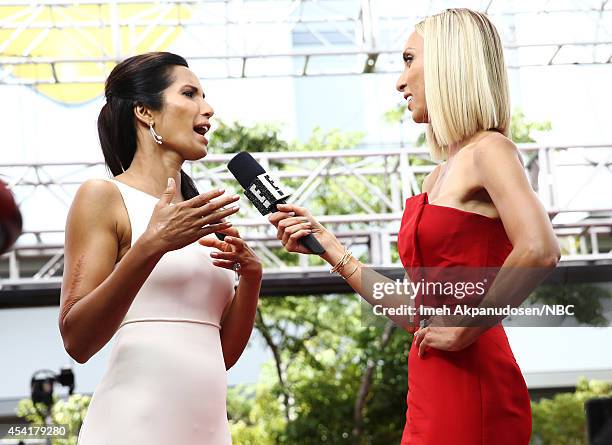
[225, 236, 233, 241]
[167, 178, 172, 187]
[288, 212, 295, 216]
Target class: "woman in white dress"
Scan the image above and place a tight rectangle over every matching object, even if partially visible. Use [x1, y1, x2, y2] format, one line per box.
[59, 52, 262, 444]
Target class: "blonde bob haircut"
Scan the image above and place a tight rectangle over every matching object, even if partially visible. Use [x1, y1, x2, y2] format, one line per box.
[414, 8, 511, 161]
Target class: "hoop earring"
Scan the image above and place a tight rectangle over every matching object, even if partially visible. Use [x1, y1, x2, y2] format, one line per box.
[149, 121, 163, 145]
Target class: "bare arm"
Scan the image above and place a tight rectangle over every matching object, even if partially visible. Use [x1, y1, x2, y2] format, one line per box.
[219, 274, 261, 369]
[428, 135, 561, 335]
[267, 166, 441, 334]
[199, 231, 263, 369]
[59, 179, 163, 363]
[59, 179, 239, 363]
[474, 135, 560, 265]
[410, 137, 561, 358]
[311, 165, 440, 332]
[459, 136, 560, 324]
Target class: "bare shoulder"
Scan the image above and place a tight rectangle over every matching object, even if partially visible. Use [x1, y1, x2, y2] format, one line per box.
[422, 163, 443, 194]
[75, 178, 121, 203]
[60, 179, 126, 326]
[471, 131, 524, 168]
[66, 178, 126, 249]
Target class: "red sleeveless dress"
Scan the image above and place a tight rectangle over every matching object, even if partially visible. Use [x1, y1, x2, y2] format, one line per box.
[397, 192, 532, 445]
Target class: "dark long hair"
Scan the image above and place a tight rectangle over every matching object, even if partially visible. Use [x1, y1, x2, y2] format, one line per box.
[98, 51, 200, 200]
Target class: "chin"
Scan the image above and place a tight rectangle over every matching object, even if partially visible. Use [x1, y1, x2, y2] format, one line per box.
[183, 146, 207, 161]
[411, 108, 429, 124]
[194, 148, 208, 160]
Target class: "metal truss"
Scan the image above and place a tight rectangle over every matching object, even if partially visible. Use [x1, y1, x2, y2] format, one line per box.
[0, 0, 610, 85]
[1, 142, 611, 304]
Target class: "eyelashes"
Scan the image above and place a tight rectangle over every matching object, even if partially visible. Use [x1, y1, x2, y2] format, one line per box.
[183, 90, 206, 100]
[403, 55, 413, 65]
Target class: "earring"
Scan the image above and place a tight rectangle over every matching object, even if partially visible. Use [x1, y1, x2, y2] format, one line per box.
[149, 121, 163, 145]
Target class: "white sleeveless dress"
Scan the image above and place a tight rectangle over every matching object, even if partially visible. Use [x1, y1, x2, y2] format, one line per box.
[77, 178, 235, 445]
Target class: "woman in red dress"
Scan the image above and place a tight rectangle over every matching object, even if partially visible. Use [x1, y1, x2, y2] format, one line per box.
[269, 8, 560, 444]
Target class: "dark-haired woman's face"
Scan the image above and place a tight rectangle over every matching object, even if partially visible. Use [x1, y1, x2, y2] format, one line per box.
[396, 31, 428, 124]
[151, 66, 214, 159]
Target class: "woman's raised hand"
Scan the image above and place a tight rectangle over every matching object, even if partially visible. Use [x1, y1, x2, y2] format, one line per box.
[144, 178, 240, 255]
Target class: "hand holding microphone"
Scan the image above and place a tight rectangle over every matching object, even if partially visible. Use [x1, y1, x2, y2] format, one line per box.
[268, 203, 333, 255]
[227, 152, 326, 255]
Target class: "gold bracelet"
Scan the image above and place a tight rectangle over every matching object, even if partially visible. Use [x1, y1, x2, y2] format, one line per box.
[330, 248, 353, 275]
[341, 261, 359, 280]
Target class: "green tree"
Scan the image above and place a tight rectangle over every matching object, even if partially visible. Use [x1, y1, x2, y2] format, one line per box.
[230, 296, 410, 445]
[210, 120, 290, 154]
[530, 377, 612, 445]
[16, 394, 90, 444]
[510, 108, 552, 143]
[527, 283, 611, 326]
[383, 103, 553, 147]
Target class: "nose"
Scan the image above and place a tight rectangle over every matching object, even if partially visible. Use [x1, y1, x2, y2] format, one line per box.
[201, 100, 214, 118]
[396, 72, 407, 93]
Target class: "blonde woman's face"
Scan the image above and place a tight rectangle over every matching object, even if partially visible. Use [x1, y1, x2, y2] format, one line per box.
[396, 31, 428, 123]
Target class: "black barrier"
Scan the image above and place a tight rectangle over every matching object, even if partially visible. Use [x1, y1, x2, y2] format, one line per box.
[586, 396, 612, 445]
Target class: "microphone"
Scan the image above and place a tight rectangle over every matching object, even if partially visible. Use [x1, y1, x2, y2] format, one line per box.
[227, 152, 325, 255]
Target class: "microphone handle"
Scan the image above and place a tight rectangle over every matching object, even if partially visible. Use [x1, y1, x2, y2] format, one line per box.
[300, 232, 326, 255]
[275, 200, 326, 255]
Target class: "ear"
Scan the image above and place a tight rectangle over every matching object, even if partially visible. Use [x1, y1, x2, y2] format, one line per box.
[134, 104, 154, 127]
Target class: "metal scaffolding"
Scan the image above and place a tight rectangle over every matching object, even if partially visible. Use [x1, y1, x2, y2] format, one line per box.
[0, 0, 610, 84]
[1, 143, 611, 305]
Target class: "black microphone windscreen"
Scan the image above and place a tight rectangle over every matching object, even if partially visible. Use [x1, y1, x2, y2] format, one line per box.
[227, 152, 266, 189]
